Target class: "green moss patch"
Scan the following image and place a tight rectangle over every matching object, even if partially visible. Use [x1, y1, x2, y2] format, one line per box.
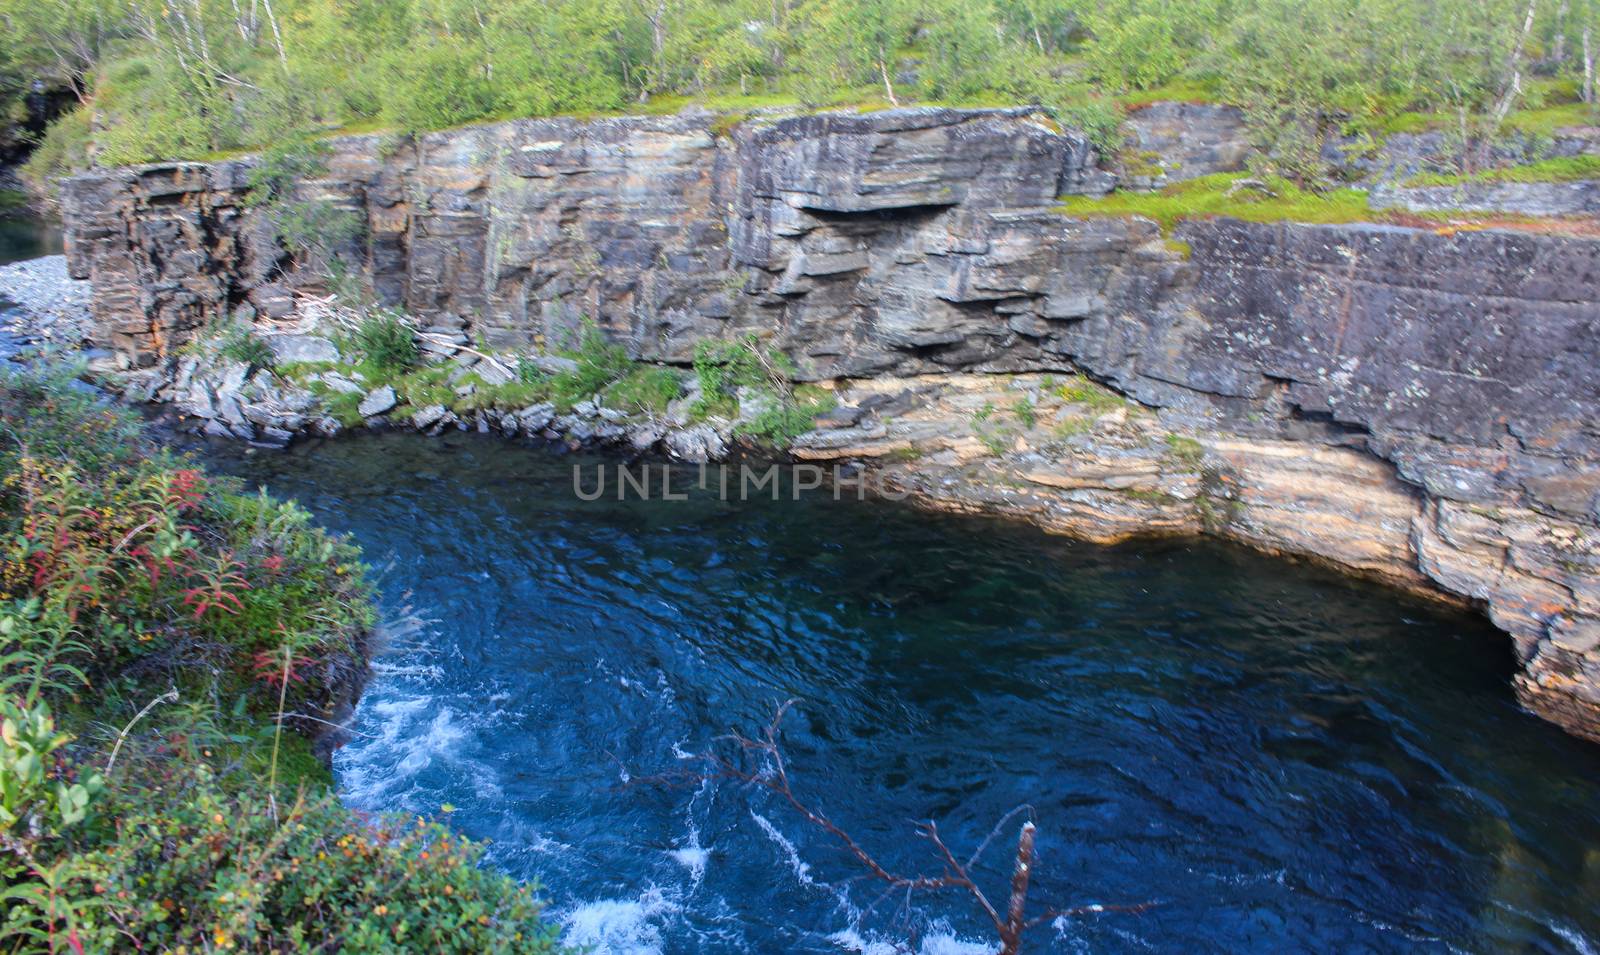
[1059, 173, 1379, 234]
[1403, 154, 1600, 188]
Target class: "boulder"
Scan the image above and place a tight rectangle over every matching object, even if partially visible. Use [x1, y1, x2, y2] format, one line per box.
[475, 358, 516, 386]
[515, 403, 556, 434]
[358, 385, 397, 417]
[524, 354, 580, 376]
[267, 334, 340, 365]
[316, 373, 365, 395]
[411, 404, 449, 429]
[665, 424, 728, 463]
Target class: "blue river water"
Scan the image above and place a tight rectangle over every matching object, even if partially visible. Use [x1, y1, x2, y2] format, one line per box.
[214, 431, 1600, 953]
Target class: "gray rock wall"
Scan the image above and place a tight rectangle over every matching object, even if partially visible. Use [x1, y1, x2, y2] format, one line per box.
[1119, 101, 1250, 187]
[1371, 178, 1600, 217]
[58, 106, 1600, 742]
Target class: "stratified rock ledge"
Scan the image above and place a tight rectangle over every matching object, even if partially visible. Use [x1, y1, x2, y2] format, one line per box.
[56, 106, 1600, 744]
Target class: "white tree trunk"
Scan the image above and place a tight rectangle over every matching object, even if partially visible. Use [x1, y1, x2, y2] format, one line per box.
[1585, 26, 1596, 103]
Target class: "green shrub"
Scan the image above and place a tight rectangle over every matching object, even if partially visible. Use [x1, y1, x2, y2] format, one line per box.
[380, 37, 498, 133]
[321, 389, 368, 427]
[0, 376, 371, 718]
[365, 320, 679, 420]
[690, 335, 789, 420]
[737, 388, 836, 447]
[392, 363, 459, 409]
[0, 366, 564, 952]
[489, 321, 639, 413]
[555, 321, 633, 399]
[1082, 11, 1189, 92]
[9, 0, 1600, 194]
[689, 336, 830, 446]
[348, 310, 420, 374]
[0, 188, 29, 216]
[452, 376, 552, 412]
[1014, 398, 1037, 429]
[605, 366, 683, 415]
[19, 107, 92, 200]
[974, 425, 1011, 456]
[4, 767, 559, 953]
[1055, 374, 1128, 412]
[219, 323, 277, 370]
[0, 697, 102, 829]
[1164, 433, 1205, 468]
[246, 139, 364, 258]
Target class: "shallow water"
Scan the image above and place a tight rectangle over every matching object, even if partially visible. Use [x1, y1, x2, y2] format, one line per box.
[0, 216, 61, 266]
[0, 217, 64, 342]
[216, 432, 1600, 954]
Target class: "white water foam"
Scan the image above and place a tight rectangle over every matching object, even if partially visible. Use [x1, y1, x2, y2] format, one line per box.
[751, 810, 816, 887]
[827, 926, 996, 955]
[667, 845, 709, 883]
[667, 778, 714, 890]
[393, 708, 466, 776]
[369, 660, 445, 680]
[1552, 923, 1599, 955]
[559, 886, 681, 955]
[337, 688, 505, 810]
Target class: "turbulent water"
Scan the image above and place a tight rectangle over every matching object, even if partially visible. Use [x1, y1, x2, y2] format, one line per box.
[211, 432, 1600, 954]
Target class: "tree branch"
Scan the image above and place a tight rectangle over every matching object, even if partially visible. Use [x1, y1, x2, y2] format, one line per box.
[664, 701, 1155, 952]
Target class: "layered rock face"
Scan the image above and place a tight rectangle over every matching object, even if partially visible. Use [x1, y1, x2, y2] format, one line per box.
[59, 107, 1600, 742]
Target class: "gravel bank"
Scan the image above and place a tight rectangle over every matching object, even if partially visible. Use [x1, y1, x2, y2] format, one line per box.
[0, 254, 92, 349]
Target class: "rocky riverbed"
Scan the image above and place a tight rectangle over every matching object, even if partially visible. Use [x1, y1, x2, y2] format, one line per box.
[0, 254, 91, 351]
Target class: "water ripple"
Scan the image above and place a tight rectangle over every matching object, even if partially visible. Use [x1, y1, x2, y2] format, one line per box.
[213, 433, 1600, 954]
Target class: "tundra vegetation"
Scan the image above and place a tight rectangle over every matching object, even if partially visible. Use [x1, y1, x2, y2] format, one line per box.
[1, 0, 1596, 190]
[0, 365, 562, 952]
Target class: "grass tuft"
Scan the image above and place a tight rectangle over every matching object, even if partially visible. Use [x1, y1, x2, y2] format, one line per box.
[1059, 173, 1377, 234]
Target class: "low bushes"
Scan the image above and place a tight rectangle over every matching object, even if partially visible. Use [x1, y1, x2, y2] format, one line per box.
[691, 335, 835, 447]
[343, 309, 421, 376]
[0, 365, 562, 953]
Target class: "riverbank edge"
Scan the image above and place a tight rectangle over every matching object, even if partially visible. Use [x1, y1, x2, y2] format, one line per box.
[3, 247, 1597, 747]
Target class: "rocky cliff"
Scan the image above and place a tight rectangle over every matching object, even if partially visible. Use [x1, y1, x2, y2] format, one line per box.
[58, 107, 1600, 743]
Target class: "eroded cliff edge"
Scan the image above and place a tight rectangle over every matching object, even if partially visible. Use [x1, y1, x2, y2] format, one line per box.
[57, 107, 1600, 742]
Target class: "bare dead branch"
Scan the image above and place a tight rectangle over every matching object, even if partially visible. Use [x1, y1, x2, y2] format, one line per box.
[1000, 822, 1036, 953]
[1024, 899, 1159, 930]
[662, 701, 1155, 953]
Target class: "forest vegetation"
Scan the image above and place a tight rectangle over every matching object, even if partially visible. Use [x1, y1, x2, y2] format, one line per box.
[2, 0, 1597, 190]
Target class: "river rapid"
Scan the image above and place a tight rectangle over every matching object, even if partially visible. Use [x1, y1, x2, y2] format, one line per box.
[207, 432, 1600, 954]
